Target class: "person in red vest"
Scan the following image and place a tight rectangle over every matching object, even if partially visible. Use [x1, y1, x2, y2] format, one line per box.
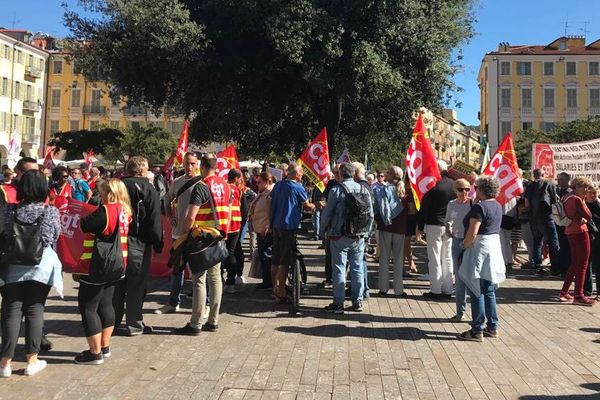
[173, 154, 231, 335]
[48, 166, 72, 205]
[74, 179, 131, 365]
[0, 166, 16, 204]
[224, 168, 244, 294]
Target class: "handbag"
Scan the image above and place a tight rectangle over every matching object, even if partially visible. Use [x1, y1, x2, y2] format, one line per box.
[183, 181, 230, 274]
[86, 208, 125, 283]
[3, 205, 46, 266]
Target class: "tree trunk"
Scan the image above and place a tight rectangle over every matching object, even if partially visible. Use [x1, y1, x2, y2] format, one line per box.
[324, 94, 343, 161]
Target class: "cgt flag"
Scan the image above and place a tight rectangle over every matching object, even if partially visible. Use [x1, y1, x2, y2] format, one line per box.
[163, 120, 189, 173]
[481, 132, 523, 206]
[216, 145, 240, 178]
[297, 127, 331, 192]
[43, 146, 55, 170]
[405, 113, 441, 210]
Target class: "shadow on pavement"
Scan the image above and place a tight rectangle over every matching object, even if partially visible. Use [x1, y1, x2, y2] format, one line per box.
[519, 383, 600, 399]
[275, 323, 458, 341]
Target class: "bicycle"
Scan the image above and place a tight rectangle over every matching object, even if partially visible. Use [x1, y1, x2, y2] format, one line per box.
[286, 237, 307, 315]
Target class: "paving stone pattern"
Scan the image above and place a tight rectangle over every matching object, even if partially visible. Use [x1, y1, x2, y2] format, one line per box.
[2, 237, 600, 399]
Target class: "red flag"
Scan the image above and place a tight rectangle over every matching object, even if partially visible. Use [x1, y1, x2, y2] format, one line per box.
[216, 145, 240, 178]
[405, 113, 441, 210]
[163, 121, 189, 172]
[43, 146, 55, 170]
[481, 132, 523, 206]
[297, 128, 331, 192]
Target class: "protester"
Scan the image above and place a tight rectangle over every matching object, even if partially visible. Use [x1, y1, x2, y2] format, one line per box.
[114, 157, 163, 335]
[319, 170, 338, 287]
[320, 163, 373, 313]
[173, 154, 230, 335]
[458, 176, 505, 342]
[0, 170, 62, 377]
[270, 162, 314, 302]
[155, 152, 199, 314]
[49, 165, 72, 205]
[70, 168, 93, 202]
[524, 168, 561, 275]
[248, 172, 275, 290]
[555, 172, 572, 276]
[76, 179, 131, 364]
[444, 178, 472, 322]
[419, 160, 456, 299]
[373, 166, 407, 297]
[366, 173, 375, 188]
[559, 176, 595, 306]
[584, 183, 600, 298]
[152, 166, 167, 208]
[353, 161, 374, 298]
[224, 169, 244, 294]
[403, 179, 419, 274]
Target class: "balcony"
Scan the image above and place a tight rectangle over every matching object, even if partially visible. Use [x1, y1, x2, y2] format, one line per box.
[123, 106, 147, 116]
[22, 100, 41, 112]
[590, 108, 600, 116]
[83, 105, 106, 115]
[566, 107, 579, 116]
[24, 65, 42, 79]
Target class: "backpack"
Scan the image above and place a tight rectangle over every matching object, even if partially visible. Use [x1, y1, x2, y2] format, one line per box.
[340, 183, 371, 236]
[552, 194, 573, 227]
[3, 206, 46, 266]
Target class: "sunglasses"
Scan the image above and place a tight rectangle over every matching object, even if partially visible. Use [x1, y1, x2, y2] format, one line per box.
[377, 174, 385, 177]
[60, 175, 69, 178]
[457, 188, 469, 192]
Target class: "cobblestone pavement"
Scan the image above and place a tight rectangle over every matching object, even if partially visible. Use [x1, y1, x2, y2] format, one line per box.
[3, 235, 600, 400]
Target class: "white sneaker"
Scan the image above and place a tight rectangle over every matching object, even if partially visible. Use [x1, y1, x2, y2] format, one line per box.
[417, 274, 430, 281]
[154, 304, 180, 314]
[225, 285, 237, 294]
[0, 364, 11, 378]
[235, 276, 245, 285]
[25, 359, 47, 376]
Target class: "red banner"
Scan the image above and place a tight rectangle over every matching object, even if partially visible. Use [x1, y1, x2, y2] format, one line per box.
[297, 128, 331, 192]
[163, 121, 189, 172]
[43, 146, 55, 170]
[405, 113, 441, 210]
[481, 132, 523, 206]
[216, 145, 240, 179]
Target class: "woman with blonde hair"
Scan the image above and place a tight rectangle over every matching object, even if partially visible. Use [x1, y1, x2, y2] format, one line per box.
[75, 179, 132, 365]
[374, 165, 408, 297]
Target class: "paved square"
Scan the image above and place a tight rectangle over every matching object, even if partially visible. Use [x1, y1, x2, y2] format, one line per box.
[2, 238, 600, 399]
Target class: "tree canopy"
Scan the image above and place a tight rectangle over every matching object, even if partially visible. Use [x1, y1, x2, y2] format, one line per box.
[104, 126, 178, 166]
[49, 128, 123, 160]
[65, 0, 476, 161]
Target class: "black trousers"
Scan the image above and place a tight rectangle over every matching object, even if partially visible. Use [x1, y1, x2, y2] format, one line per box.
[78, 281, 116, 337]
[1, 281, 51, 359]
[112, 237, 153, 332]
[224, 231, 242, 285]
[257, 233, 273, 286]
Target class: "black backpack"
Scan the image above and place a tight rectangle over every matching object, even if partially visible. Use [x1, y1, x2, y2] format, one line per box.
[340, 183, 371, 236]
[3, 206, 46, 266]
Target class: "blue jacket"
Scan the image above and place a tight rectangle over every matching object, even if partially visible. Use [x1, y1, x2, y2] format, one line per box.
[320, 179, 374, 238]
[373, 184, 404, 226]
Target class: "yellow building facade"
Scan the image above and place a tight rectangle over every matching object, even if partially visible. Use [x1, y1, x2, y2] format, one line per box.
[45, 51, 185, 149]
[478, 36, 600, 152]
[0, 30, 48, 161]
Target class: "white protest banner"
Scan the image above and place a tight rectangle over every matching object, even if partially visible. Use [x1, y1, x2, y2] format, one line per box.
[532, 138, 600, 181]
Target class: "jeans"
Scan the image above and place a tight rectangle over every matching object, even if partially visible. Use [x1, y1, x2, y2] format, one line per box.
[331, 236, 365, 305]
[312, 210, 321, 240]
[451, 237, 467, 317]
[113, 237, 152, 332]
[239, 222, 249, 245]
[470, 279, 498, 333]
[169, 272, 185, 307]
[324, 238, 332, 283]
[1, 281, 51, 359]
[561, 232, 590, 298]
[257, 233, 273, 286]
[530, 217, 560, 269]
[424, 225, 453, 294]
[377, 231, 405, 295]
[190, 262, 222, 328]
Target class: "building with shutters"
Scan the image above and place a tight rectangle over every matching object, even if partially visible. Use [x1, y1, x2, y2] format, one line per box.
[478, 36, 600, 152]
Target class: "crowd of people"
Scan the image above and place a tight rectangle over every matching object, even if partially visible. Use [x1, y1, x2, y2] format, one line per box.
[0, 150, 597, 377]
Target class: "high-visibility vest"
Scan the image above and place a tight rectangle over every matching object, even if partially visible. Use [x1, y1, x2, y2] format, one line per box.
[49, 183, 72, 206]
[228, 184, 242, 233]
[193, 175, 231, 233]
[0, 184, 17, 204]
[80, 203, 130, 269]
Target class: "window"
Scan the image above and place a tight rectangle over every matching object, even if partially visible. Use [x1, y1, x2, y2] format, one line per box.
[521, 88, 532, 108]
[544, 62, 554, 76]
[1, 78, 8, 97]
[71, 88, 81, 108]
[559, 41, 567, 50]
[50, 120, 60, 134]
[543, 122, 555, 132]
[567, 88, 578, 108]
[522, 121, 533, 131]
[544, 88, 555, 108]
[13, 82, 20, 100]
[25, 85, 32, 101]
[2, 45, 9, 59]
[501, 88, 511, 107]
[52, 60, 63, 74]
[566, 61, 577, 76]
[27, 54, 33, 67]
[24, 117, 34, 137]
[0, 112, 5, 132]
[591, 88, 600, 108]
[51, 89, 61, 108]
[91, 89, 102, 108]
[110, 120, 119, 129]
[500, 61, 511, 75]
[90, 120, 100, 131]
[517, 62, 531, 76]
[590, 62, 600, 76]
[130, 121, 141, 130]
[70, 120, 80, 131]
[500, 121, 512, 136]
[16, 50, 22, 64]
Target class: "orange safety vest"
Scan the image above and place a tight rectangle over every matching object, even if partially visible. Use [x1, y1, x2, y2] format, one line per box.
[80, 203, 130, 270]
[228, 184, 242, 233]
[193, 175, 232, 233]
[49, 183, 72, 206]
[0, 184, 17, 204]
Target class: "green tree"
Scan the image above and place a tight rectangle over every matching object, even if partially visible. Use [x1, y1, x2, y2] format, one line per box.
[48, 128, 123, 160]
[104, 126, 178, 166]
[65, 0, 476, 159]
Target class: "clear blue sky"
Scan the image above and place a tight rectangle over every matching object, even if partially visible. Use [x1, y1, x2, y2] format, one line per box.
[3, 0, 600, 127]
